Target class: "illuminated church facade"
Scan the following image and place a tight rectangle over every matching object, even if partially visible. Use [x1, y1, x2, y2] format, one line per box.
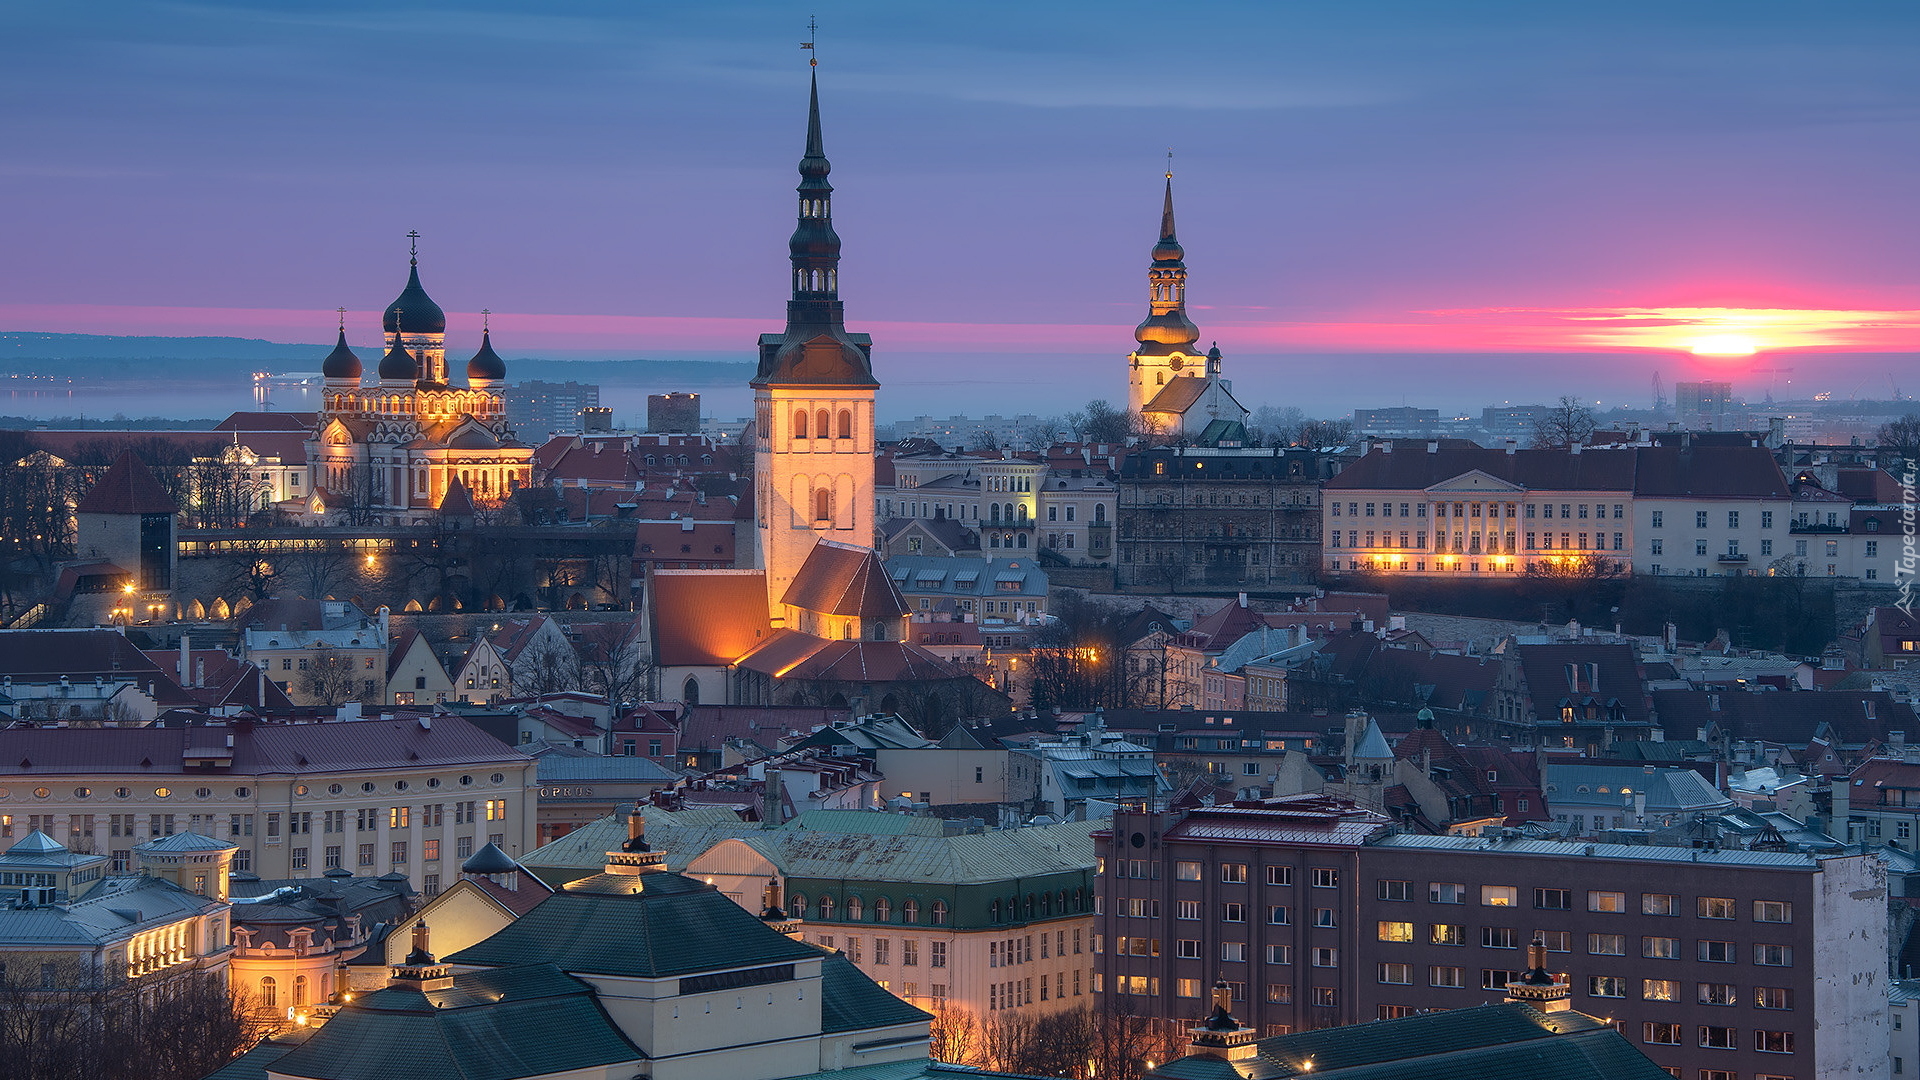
[305, 246, 534, 524]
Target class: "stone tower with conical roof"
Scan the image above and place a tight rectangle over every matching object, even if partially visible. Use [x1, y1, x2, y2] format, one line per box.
[751, 68, 878, 621]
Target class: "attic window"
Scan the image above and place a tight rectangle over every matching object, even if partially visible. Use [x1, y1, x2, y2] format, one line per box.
[1576, 785, 1590, 794]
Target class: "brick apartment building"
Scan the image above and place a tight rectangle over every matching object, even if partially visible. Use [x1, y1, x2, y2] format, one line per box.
[1095, 796, 1885, 1080]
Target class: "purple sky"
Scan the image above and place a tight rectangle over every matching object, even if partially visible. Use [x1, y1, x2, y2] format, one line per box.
[2, 2, 1916, 417]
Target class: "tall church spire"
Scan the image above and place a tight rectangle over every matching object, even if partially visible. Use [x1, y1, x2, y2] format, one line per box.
[754, 68, 875, 389]
[1135, 172, 1199, 353]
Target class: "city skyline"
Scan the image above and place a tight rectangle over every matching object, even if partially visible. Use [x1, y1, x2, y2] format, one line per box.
[1, 2, 1917, 417]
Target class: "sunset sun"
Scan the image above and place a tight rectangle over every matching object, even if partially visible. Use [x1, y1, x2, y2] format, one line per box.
[1688, 334, 1760, 357]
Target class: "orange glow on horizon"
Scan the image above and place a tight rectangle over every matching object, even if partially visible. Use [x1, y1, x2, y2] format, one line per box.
[1689, 334, 1760, 357]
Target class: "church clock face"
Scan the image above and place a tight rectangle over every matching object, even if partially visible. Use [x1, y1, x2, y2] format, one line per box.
[1168, 354, 1184, 371]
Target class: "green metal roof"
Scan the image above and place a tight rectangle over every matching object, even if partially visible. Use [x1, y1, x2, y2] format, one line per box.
[524, 809, 1098, 889]
[784, 809, 950, 836]
[1149, 1003, 1672, 1080]
[444, 870, 822, 978]
[249, 964, 642, 1080]
[819, 950, 930, 1033]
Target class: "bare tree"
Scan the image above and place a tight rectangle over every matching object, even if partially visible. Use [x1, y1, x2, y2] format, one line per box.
[1878, 412, 1920, 470]
[221, 536, 284, 604]
[301, 643, 374, 707]
[1293, 417, 1356, 450]
[1530, 395, 1598, 449]
[575, 622, 655, 704]
[513, 636, 582, 697]
[0, 958, 262, 1080]
[283, 540, 356, 600]
[929, 1004, 984, 1067]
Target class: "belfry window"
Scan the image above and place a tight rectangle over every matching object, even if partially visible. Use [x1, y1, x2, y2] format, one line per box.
[815, 410, 830, 439]
[815, 488, 832, 523]
[793, 411, 808, 439]
[838, 410, 853, 439]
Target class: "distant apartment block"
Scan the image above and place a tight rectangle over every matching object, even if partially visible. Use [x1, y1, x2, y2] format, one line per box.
[1677, 381, 1735, 427]
[505, 381, 601, 440]
[1353, 407, 1441, 436]
[1096, 797, 1886, 1080]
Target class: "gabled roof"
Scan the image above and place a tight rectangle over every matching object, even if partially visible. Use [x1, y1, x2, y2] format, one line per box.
[438, 476, 475, 516]
[649, 570, 773, 667]
[74, 450, 176, 514]
[1652, 688, 1912, 744]
[1179, 599, 1269, 652]
[1142, 376, 1214, 416]
[782, 541, 908, 619]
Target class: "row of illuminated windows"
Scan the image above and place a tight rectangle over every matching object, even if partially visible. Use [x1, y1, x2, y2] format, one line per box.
[1642, 1023, 1795, 1054]
[1383, 881, 1791, 921]
[1330, 502, 1628, 521]
[812, 934, 949, 969]
[1375, 923, 1793, 964]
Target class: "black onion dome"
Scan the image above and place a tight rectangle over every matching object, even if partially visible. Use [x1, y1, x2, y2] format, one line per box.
[382, 261, 447, 335]
[466, 328, 507, 381]
[320, 328, 362, 379]
[377, 337, 419, 381]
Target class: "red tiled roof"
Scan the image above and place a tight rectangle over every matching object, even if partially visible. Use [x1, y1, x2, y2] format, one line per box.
[781, 541, 908, 619]
[1180, 599, 1270, 652]
[470, 874, 551, 916]
[648, 570, 772, 667]
[0, 714, 528, 776]
[633, 520, 735, 565]
[774, 639, 969, 682]
[675, 704, 851, 752]
[74, 450, 176, 514]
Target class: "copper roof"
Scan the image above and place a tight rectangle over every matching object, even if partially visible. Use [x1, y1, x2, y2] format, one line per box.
[648, 570, 772, 667]
[74, 450, 176, 515]
[781, 541, 907, 618]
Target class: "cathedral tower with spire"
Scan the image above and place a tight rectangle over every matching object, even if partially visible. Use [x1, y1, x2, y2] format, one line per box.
[1125, 172, 1247, 437]
[751, 68, 878, 620]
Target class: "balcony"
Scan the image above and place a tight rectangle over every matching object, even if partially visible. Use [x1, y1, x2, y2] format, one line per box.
[1789, 522, 1849, 534]
[1716, 553, 1749, 564]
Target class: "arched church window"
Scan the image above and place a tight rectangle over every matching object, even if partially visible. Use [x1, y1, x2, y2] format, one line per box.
[815, 488, 832, 522]
[682, 676, 700, 705]
[837, 410, 852, 439]
[793, 411, 808, 439]
[1016, 534, 1028, 548]
[259, 977, 276, 1009]
[815, 410, 830, 439]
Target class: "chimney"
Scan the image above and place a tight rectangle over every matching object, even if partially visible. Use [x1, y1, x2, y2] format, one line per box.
[179, 635, 191, 688]
[1379, 440, 1393, 454]
[1505, 439, 1517, 455]
[1569, 441, 1582, 455]
[762, 768, 783, 827]
[194, 658, 204, 689]
[1237, 592, 1248, 609]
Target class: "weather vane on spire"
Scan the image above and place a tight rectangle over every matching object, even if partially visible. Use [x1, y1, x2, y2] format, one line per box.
[407, 230, 420, 262]
[802, 16, 817, 66]
[1166, 148, 1174, 180]
[336, 306, 347, 332]
[481, 308, 491, 332]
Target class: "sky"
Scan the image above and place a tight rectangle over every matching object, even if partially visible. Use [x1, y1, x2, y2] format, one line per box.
[1, 1, 1917, 418]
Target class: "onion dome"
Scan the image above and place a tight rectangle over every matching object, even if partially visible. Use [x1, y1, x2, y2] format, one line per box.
[466, 328, 507, 382]
[320, 328, 362, 380]
[1135, 309, 1200, 348]
[383, 257, 446, 335]
[377, 336, 419, 381]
